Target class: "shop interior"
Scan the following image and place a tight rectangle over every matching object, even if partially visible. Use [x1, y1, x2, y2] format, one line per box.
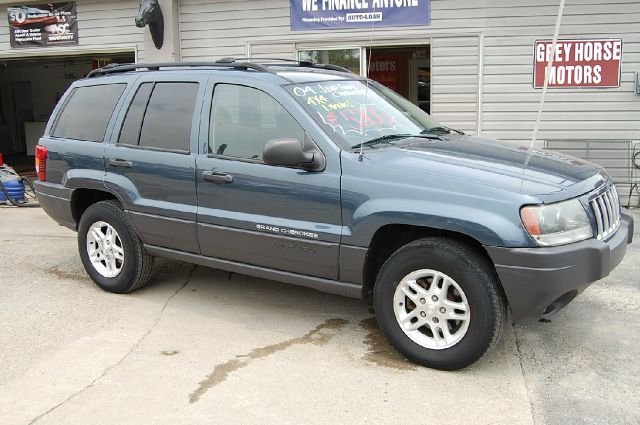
[0, 52, 134, 173]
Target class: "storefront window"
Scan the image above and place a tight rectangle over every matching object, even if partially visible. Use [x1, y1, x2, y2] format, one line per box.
[298, 49, 361, 75]
[298, 46, 431, 114]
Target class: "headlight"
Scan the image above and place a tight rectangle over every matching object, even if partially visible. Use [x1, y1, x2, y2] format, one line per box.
[520, 199, 593, 246]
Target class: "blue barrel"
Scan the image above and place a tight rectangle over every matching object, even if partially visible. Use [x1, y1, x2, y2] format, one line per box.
[0, 166, 26, 203]
[0, 179, 25, 203]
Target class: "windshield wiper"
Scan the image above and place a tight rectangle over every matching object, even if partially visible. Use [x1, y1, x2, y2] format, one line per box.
[351, 133, 440, 150]
[350, 134, 414, 150]
[422, 126, 465, 135]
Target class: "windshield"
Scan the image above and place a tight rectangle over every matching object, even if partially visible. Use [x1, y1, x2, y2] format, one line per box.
[287, 79, 442, 149]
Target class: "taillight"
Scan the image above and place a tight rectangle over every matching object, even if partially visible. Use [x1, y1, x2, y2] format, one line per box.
[35, 144, 47, 181]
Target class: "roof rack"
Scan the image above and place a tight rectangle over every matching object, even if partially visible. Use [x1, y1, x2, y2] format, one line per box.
[86, 57, 355, 79]
[220, 57, 354, 74]
[86, 60, 273, 78]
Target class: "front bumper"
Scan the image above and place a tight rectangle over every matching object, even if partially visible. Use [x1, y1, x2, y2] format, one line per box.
[486, 210, 634, 321]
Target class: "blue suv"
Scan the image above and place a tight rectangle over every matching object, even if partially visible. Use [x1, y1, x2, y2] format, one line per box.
[34, 59, 634, 370]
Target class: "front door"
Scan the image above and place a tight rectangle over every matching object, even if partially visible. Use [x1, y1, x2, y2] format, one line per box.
[195, 80, 342, 280]
[105, 76, 207, 253]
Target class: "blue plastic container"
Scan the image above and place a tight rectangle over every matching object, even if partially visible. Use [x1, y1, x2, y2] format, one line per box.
[0, 179, 25, 203]
[0, 166, 25, 203]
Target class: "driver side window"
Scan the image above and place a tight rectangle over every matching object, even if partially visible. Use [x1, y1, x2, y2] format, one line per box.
[209, 84, 306, 161]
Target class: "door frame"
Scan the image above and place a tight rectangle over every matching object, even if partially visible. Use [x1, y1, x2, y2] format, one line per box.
[0, 45, 138, 61]
[409, 58, 430, 106]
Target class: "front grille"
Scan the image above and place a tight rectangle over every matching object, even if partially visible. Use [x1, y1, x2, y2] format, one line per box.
[590, 185, 621, 240]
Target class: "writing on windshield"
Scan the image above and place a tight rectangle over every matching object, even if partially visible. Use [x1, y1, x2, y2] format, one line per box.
[291, 82, 402, 137]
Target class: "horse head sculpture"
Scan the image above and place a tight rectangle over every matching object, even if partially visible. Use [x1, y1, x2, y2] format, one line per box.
[135, 0, 164, 49]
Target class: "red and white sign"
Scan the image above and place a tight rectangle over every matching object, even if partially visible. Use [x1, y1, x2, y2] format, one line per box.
[533, 38, 622, 88]
[368, 56, 400, 92]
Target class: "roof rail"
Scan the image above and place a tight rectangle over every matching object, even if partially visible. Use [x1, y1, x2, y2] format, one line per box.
[222, 57, 355, 74]
[85, 57, 355, 78]
[86, 60, 274, 78]
[311, 63, 354, 73]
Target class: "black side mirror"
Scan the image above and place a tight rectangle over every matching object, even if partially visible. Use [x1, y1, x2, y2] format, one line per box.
[263, 138, 323, 171]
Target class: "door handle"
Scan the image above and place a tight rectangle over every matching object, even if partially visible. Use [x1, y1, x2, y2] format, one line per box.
[109, 158, 133, 168]
[202, 171, 234, 184]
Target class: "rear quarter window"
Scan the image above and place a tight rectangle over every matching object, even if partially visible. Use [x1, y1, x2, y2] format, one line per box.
[52, 84, 126, 142]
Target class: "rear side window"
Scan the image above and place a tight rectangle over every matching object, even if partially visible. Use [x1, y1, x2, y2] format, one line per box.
[138, 82, 198, 151]
[118, 83, 153, 146]
[52, 84, 126, 142]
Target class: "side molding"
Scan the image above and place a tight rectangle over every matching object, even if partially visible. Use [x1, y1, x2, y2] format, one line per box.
[144, 244, 364, 299]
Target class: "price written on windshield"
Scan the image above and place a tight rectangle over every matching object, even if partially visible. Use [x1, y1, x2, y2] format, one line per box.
[321, 106, 398, 134]
[293, 82, 399, 135]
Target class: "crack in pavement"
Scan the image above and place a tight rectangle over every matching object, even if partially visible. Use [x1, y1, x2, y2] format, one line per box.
[189, 318, 349, 403]
[27, 265, 198, 425]
[513, 324, 536, 425]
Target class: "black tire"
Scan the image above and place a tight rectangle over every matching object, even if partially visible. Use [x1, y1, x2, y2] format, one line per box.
[78, 200, 155, 293]
[373, 237, 507, 370]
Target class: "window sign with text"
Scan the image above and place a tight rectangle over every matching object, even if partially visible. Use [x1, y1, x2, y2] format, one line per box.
[8, 3, 78, 48]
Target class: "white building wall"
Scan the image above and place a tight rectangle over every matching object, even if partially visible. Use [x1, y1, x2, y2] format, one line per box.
[179, 0, 640, 144]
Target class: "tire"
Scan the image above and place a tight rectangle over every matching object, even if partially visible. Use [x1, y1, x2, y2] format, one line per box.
[373, 237, 507, 370]
[78, 200, 155, 293]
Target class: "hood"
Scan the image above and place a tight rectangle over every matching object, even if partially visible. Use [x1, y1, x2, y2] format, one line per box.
[362, 134, 607, 201]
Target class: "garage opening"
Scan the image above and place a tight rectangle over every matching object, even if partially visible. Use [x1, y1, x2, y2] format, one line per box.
[0, 52, 134, 175]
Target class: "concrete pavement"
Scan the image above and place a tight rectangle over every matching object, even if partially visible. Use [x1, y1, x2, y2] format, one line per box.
[0, 207, 638, 425]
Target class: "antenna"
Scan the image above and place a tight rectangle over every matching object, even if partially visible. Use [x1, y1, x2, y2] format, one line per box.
[359, 7, 377, 161]
[530, 0, 566, 151]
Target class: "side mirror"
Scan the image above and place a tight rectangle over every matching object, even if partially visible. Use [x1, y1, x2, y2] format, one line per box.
[263, 138, 323, 171]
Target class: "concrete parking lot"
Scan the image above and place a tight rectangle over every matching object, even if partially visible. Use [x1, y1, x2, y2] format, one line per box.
[0, 207, 638, 425]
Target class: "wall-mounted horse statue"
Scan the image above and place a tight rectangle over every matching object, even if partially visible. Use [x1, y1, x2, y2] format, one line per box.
[135, 0, 164, 49]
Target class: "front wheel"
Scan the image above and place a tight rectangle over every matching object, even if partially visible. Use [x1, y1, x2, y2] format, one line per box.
[373, 237, 507, 370]
[78, 200, 155, 293]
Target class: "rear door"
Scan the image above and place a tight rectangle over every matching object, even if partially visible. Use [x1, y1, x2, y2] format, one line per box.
[195, 77, 343, 279]
[105, 73, 208, 253]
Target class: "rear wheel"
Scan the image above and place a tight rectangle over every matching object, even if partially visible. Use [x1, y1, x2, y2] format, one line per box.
[78, 200, 154, 293]
[373, 237, 507, 370]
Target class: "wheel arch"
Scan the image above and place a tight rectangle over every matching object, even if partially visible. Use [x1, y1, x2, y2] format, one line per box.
[70, 188, 121, 228]
[361, 223, 501, 301]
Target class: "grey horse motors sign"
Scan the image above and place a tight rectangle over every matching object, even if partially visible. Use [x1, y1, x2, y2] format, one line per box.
[8, 3, 78, 48]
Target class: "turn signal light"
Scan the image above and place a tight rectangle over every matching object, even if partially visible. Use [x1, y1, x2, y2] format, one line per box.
[520, 206, 541, 235]
[35, 144, 47, 181]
